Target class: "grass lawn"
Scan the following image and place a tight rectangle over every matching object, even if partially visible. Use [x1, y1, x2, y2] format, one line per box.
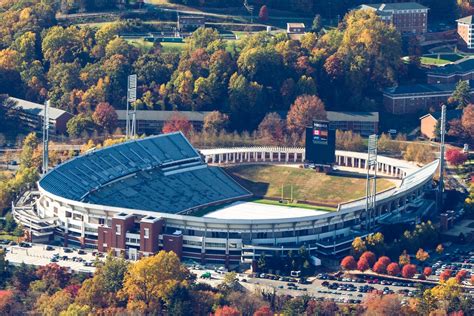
[125, 38, 185, 53]
[420, 54, 464, 66]
[0, 233, 19, 241]
[224, 164, 395, 206]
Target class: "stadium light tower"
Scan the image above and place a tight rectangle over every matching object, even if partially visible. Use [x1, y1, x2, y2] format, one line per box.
[42, 100, 50, 175]
[437, 104, 446, 211]
[365, 134, 378, 230]
[126, 74, 137, 139]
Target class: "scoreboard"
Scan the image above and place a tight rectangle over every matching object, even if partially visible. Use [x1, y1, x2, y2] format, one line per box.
[305, 120, 335, 167]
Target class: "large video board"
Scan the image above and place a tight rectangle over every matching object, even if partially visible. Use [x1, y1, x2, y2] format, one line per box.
[305, 120, 335, 166]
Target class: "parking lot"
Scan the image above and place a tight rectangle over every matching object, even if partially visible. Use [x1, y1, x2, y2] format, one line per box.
[3, 243, 98, 274]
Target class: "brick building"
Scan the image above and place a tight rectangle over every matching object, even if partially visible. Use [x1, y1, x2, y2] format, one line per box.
[327, 111, 379, 136]
[419, 109, 461, 139]
[427, 58, 474, 84]
[383, 80, 474, 114]
[356, 2, 428, 35]
[457, 15, 474, 49]
[116, 110, 212, 135]
[3, 97, 73, 134]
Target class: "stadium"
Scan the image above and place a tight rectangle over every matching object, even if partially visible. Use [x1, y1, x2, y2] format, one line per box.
[13, 132, 439, 267]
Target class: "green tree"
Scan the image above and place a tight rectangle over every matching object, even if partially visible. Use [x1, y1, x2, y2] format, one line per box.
[452, 80, 471, 109]
[311, 14, 322, 33]
[67, 114, 94, 138]
[42, 26, 84, 64]
[228, 72, 264, 131]
[258, 253, 267, 272]
[185, 27, 223, 54]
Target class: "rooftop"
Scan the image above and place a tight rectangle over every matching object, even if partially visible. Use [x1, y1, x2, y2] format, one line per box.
[39, 133, 250, 214]
[116, 110, 212, 122]
[457, 15, 474, 24]
[427, 58, 474, 76]
[7, 97, 71, 120]
[420, 109, 462, 121]
[327, 111, 379, 122]
[203, 201, 328, 220]
[383, 80, 474, 96]
[357, 2, 429, 12]
[287, 23, 305, 28]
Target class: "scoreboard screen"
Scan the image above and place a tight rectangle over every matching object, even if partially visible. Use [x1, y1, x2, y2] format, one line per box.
[312, 121, 329, 144]
[305, 120, 335, 166]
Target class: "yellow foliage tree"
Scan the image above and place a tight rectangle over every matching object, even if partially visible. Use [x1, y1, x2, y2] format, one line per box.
[120, 251, 190, 313]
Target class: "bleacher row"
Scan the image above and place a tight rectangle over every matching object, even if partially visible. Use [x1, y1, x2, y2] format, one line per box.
[86, 166, 250, 214]
[39, 133, 250, 213]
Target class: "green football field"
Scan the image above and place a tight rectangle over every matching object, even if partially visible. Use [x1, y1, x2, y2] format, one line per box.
[224, 164, 395, 206]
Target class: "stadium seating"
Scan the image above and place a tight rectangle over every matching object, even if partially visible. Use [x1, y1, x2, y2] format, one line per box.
[39, 133, 250, 214]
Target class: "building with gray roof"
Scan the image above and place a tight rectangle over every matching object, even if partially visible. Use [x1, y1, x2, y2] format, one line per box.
[383, 80, 474, 114]
[4, 97, 73, 134]
[116, 110, 212, 134]
[427, 58, 474, 84]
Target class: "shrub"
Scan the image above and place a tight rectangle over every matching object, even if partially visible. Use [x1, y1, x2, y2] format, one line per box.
[360, 251, 376, 266]
[401, 264, 417, 278]
[423, 267, 432, 277]
[341, 256, 357, 270]
[387, 263, 400, 276]
[377, 256, 391, 266]
[357, 258, 370, 271]
[373, 261, 387, 274]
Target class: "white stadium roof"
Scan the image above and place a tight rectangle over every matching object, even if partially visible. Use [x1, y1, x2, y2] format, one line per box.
[204, 201, 328, 220]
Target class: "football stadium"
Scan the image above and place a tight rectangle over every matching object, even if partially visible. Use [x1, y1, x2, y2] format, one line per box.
[13, 132, 439, 266]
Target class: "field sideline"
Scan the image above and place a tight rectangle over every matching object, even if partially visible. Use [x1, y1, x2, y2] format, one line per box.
[224, 164, 395, 206]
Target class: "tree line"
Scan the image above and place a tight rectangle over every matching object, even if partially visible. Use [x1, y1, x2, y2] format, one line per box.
[0, 0, 404, 135]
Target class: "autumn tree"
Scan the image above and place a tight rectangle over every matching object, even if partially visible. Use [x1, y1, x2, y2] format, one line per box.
[360, 251, 376, 266]
[35, 263, 71, 294]
[341, 256, 357, 270]
[440, 269, 452, 283]
[376, 256, 391, 267]
[92, 102, 118, 133]
[120, 251, 190, 313]
[254, 305, 273, 316]
[357, 257, 369, 271]
[351, 236, 367, 257]
[423, 267, 432, 277]
[436, 244, 444, 254]
[287, 94, 326, 136]
[258, 112, 286, 145]
[336, 130, 366, 152]
[446, 148, 468, 167]
[214, 305, 240, 316]
[399, 250, 410, 266]
[203, 111, 229, 133]
[365, 232, 385, 255]
[373, 261, 387, 274]
[386, 263, 400, 276]
[363, 294, 402, 315]
[162, 113, 193, 138]
[462, 104, 474, 138]
[258, 5, 269, 21]
[401, 264, 417, 278]
[415, 248, 430, 262]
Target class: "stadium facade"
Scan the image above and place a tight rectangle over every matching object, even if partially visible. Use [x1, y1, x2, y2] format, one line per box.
[13, 133, 439, 266]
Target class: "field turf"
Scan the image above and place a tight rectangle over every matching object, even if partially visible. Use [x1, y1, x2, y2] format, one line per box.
[224, 164, 395, 206]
